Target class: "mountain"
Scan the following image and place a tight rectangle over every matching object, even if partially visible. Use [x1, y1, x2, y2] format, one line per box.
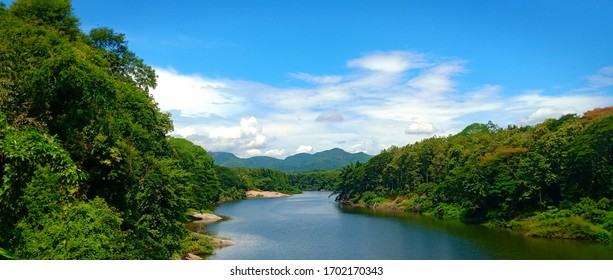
[209, 148, 373, 172]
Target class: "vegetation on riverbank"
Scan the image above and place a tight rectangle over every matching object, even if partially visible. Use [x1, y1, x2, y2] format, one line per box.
[334, 107, 613, 242]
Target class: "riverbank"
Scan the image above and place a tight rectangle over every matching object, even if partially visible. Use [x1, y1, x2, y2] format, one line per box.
[338, 195, 613, 243]
[185, 190, 292, 259]
[246, 190, 290, 198]
[181, 212, 235, 260]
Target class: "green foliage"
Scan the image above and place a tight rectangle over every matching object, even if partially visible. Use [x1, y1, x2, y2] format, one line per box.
[215, 165, 247, 201]
[358, 191, 386, 205]
[287, 170, 340, 191]
[0, 247, 14, 259]
[15, 198, 125, 259]
[0, 0, 219, 259]
[173, 233, 215, 259]
[335, 108, 613, 241]
[168, 137, 222, 210]
[510, 205, 612, 242]
[234, 167, 301, 194]
[8, 0, 80, 38]
[428, 203, 464, 219]
[88, 27, 156, 91]
[214, 165, 302, 196]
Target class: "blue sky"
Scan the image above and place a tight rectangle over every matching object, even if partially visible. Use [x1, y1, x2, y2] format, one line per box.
[6, 0, 613, 157]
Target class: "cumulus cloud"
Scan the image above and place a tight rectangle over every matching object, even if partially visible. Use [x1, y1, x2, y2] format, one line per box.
[521, 107, 579, 124]
[348, 137, 386, 154]
[173, 126, 196, 137]
[405, 122, 437, 134]
[186, 117, 270, 157]
[208, 117, 267, 147]
[264, 149, 287, 158]
[315, 112, 344, 122]
[295, 145, 314, 154]
[151, 67, 246, 118]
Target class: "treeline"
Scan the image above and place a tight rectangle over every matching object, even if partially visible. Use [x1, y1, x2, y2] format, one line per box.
[288, 170, 340, 191]
[335, 108, 613, 241]
[0, 0, 248, 259]
[214, 168, 339, 195]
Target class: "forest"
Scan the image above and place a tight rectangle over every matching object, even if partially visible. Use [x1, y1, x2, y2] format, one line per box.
[334, 107, 613, 241]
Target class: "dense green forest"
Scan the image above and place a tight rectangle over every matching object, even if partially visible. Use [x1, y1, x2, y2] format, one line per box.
[0, 0, 255, 259]
[334, 107, 613, 241]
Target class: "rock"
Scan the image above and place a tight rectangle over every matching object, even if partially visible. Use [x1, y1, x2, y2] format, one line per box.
[211, 237, 236, 248]
[184, 253, 203, 260]
[191, 212, 223, 221]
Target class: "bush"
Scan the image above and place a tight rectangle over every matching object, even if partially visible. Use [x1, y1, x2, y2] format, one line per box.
[359, 191, 386, 206]
[173, 233, 214, 260]
[511, 207, 612, 242]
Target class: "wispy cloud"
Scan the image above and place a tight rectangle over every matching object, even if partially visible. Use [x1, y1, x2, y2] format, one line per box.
[587, 66, 613, 88]
[151, 51, 613, 158]
[347, 51, 427, 73]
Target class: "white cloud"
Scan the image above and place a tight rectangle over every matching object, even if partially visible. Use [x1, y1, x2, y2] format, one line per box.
[244, 149, 263, 157]
[347, 51, 426, 73]
[405, 122, 437, 134]
[348, 137, 387, 154]
[407, 61, 464, 94]
[173, 126, 196, 137]
[523, 108, 561, 124]
[264, 149, 287, 158]
[154, 53, 613, 158]
[151, 67, 246, 118]
[186, 117, 270, 157]
[295, 145, 314, 154]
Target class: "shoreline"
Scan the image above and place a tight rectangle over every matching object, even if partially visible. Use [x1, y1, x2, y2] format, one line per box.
[338, 197, 611, 243]
[187, 190, 292, 259]
[182, 212, 235, 260]
[246, 190, 290, 198]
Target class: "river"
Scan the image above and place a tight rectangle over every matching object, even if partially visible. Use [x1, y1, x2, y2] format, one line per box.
[203, 191, 613, 259]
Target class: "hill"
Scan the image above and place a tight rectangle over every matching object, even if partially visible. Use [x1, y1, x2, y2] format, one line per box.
[210, 148, 373, 172]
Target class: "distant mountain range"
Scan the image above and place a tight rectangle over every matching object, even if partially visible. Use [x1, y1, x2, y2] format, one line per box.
[209, 148, 373, 172]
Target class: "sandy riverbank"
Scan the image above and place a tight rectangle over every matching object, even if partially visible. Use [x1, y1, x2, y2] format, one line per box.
[246, 190, 290, 198]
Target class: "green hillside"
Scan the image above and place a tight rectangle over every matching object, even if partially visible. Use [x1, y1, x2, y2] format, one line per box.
[210, 148, 373, 172]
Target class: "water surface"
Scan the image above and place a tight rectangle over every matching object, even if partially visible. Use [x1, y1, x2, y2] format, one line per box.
[204, 191, 613, 259]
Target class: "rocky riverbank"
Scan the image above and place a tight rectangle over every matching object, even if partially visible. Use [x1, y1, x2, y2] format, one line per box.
[181, 212, 234, 260]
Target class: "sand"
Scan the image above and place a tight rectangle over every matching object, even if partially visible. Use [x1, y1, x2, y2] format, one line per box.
[246, 190, 290, 198]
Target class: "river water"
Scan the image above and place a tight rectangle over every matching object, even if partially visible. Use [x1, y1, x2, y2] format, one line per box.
[205, 191, 613, 260]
